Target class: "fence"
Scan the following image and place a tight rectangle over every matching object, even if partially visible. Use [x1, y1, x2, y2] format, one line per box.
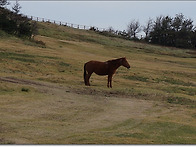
[25, 15, 106, 32]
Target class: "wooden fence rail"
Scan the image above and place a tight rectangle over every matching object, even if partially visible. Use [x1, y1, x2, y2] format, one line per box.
[25, 15, 106, 32]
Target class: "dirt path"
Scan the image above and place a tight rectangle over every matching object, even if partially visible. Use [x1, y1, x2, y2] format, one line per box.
[0, 76, 62, 89]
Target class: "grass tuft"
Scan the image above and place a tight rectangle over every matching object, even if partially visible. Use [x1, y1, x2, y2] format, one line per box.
[21, 87, 29, 92]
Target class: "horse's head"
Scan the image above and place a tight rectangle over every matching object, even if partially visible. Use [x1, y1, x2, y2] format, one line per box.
[121, 57, 130, 69]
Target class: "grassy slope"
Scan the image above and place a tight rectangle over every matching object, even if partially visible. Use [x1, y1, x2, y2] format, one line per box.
[0, 22, 196, 144]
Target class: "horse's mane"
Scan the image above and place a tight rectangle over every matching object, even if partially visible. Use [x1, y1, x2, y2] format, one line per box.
[107, 57, 124, 63]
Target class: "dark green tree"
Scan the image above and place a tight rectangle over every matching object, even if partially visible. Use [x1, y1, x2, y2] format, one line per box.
[127, 19, 141, 39]
[149, 13, 195, 49]
[12, 0, 21, 14]
[0, 6, 37, 38]
[0, 0, 9, 7]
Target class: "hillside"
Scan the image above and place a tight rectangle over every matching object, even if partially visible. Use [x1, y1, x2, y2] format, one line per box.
[0, 22, 196, 144]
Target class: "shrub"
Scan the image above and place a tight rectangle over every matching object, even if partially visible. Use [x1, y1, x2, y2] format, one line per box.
[0, 7, 37, 38]
[21, 88, 29, 92]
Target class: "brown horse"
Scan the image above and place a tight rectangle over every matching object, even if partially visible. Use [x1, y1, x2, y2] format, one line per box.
[84, 57, 130, 88]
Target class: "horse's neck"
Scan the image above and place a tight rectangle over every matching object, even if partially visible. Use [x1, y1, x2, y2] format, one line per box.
[109, 59, 122, 69]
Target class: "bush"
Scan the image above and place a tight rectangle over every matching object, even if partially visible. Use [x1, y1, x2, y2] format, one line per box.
[0, 7, 37, 38]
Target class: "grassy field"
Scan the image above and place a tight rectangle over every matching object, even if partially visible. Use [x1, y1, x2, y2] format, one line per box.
[0, 22, 196, 144]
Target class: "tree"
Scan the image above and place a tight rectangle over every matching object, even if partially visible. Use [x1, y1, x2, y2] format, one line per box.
[12, 0, 21, 14]
[150, 15, 176, 46]
[172, 13, 194, 48]
[149, 13, 195, 49]
[118, 30, 129, 39]
[149, 16, 163, 45]
[127, 19, 141, 39]
[190, 31, 196, 49]
[107, 26, 115, 34]
[172, 13, 184, 32]
[0, 6, 37, 38]
[0, 0, 9, 7]
[143, 18, 153, 41]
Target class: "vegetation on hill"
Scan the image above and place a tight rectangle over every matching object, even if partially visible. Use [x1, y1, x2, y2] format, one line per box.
[95, 14, 196, 50]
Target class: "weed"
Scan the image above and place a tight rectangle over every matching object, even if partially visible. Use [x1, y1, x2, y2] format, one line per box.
[21, 87, 29, 92]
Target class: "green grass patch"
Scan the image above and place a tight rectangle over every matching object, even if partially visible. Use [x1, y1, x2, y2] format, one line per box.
[141, 121, 196, 144]
[124, 75, 149, 82]
[0, 51, 36, 63]
[98, 119, 196, 144]
[59, 61, 70, 67]
[116, 132, 147, 139]
[162, 86, 196, 96]
[0, 86, 15, 94]
[0, 51, 59, 60]
[0, 51, 60, 64]
[10, 57, 36, 63]
[154, 77, 194, 86]
[0, 51, 35, 58]
[23, 39, 46, 48]
[167, 96, 196, 107]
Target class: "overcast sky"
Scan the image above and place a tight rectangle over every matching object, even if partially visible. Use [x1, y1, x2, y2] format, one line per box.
[8, 1, 196, 32]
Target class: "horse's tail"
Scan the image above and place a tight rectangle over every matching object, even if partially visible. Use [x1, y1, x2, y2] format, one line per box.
[84, 63, 87, 85]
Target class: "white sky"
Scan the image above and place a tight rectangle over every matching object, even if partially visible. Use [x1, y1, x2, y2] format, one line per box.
[7, 1, 196, 32]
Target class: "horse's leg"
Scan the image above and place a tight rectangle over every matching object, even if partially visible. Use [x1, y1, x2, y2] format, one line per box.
[86, 72, 92, 86]
[107, 75, 110, 88]
[107, 74, 113, 88]
[109, 74, 113, 88]
[84, 75, 88, 86]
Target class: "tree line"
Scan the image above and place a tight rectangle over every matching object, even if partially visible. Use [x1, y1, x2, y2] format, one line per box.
[101, 14, 196, 50]
[144, 14, 196, 49]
